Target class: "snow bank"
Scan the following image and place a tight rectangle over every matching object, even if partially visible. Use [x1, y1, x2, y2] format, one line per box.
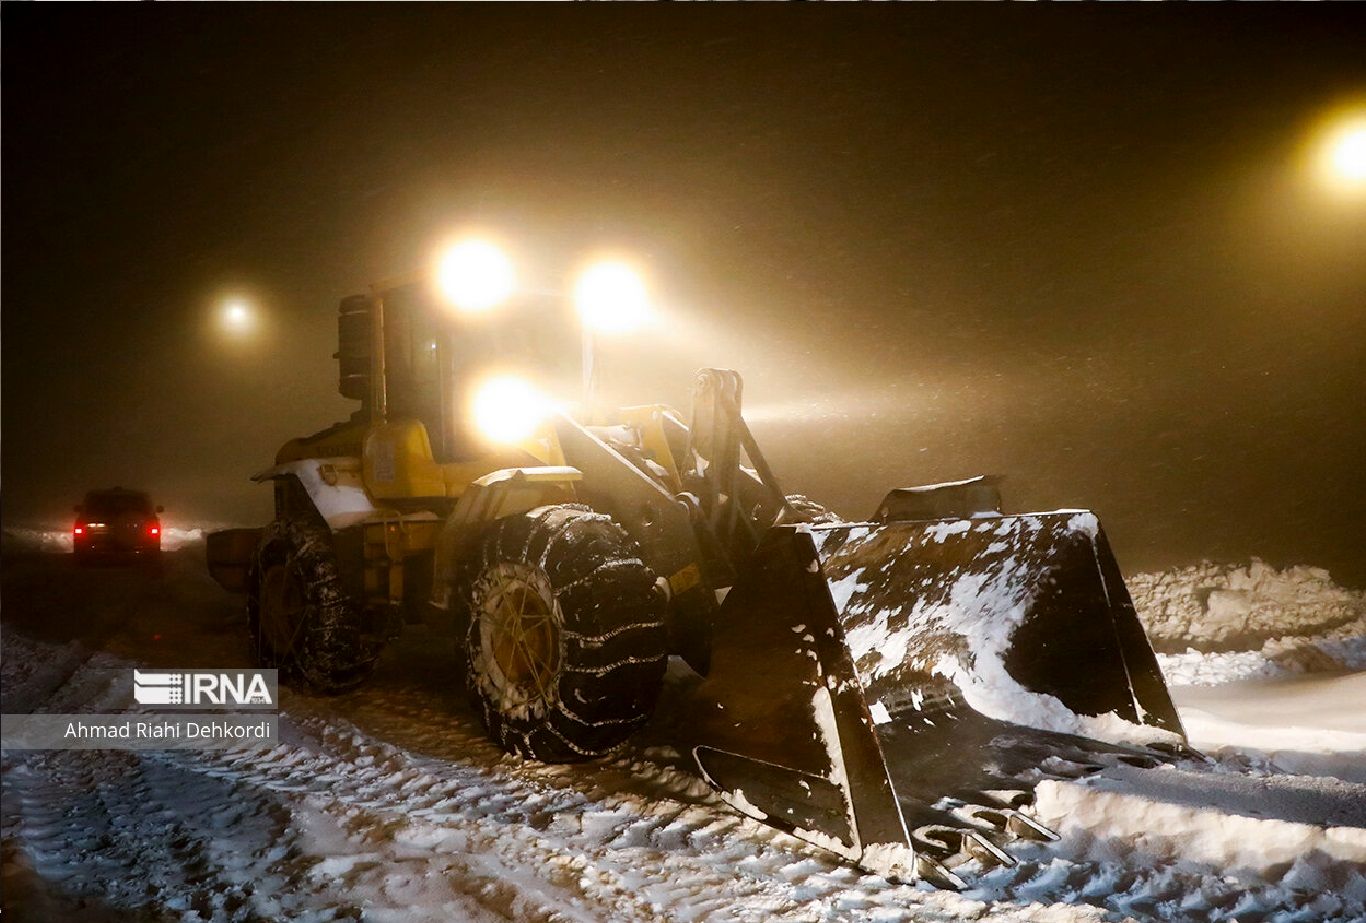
[1032, 770, 1366, 922]
[2, 524, 208, 553]
[0, 632, 88, 714]
[1171, 670, 1366, 785]
[1128, 559, 1366, 687]
[1, 526, 76, 554]
[1129, 558, 1365, 653]
[1036, 773, 1366, 870]
[1157, 630, 1366, 687]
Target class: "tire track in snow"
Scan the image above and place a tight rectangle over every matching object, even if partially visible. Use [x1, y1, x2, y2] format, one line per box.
[161, 674, 1366, 922]
[152, 682, 1094, 922]
[5, 541, 1363, 922]
[159, 709, 809, 921]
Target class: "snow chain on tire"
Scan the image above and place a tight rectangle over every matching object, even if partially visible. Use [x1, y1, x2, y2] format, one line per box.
[247, 518, 381, 694]
[455, 504, 668, 762]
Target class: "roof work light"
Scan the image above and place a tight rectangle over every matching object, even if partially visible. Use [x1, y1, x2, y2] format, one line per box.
[436, 239, 516, 313]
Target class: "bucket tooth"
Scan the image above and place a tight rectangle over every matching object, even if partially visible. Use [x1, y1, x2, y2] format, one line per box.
[911, 825, 963, 860]
[915, 856, 967, 891]
[955, 804, 1060, 843]
[913, 824, 1015, 868]
[1004, 810, 1059, 843]
[1147, 740, 1199, 760]
[1116, 752, 1163, 769]
[1036, 754, 1108, 779]
[976, 788, 1035, 809]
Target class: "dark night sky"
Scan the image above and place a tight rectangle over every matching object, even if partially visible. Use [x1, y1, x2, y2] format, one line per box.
[3, 7, 1364, 586]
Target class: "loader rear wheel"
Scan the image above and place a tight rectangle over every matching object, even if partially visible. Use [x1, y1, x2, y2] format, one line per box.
[248, 519, 380, 694]
[457, 505, 667, 762]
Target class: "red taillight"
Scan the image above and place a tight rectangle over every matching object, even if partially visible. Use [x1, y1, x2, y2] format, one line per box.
[148, 521, 160, 537]
[74, 525, 84, 535]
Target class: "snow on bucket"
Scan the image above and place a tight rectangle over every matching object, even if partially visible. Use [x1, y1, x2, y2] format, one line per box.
[690, 512, 1187, 882]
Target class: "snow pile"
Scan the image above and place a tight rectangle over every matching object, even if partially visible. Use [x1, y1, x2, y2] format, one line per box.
[1156, 630, 1366, 687]
[1127, 559, 1366, 687]
[2, 523, 207, 553]
[159, 527, 206, 551]
[0, 633, 90, 714]
[1129, 559, 1365, 653]
[1030, 766, 1366, 921]
[1, 526, 75, 554]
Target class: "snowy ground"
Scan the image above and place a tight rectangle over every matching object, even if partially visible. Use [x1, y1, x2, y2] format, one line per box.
[2, 528, 1363, 922]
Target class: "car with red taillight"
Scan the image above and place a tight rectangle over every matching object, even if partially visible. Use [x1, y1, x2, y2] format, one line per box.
[73, 488, 164, 566]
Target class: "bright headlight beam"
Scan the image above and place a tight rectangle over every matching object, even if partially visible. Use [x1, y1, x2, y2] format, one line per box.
[471, 375, 548, 444]
[436, 240, 515, 313]
[574, 260, 650, 334]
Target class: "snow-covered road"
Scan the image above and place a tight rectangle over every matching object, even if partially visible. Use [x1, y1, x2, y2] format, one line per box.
[2, 534, 1363, 921]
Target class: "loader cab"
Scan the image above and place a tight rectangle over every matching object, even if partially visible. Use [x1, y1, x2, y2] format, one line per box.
[339, 282, 580, 463]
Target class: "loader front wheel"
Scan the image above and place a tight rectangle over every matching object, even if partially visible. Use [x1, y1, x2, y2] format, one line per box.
[457, 505, 667, 762]
[248, 519, 380, 694]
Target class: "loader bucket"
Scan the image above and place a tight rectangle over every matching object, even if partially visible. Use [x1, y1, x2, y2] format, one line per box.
[688, 511, 1185, 883]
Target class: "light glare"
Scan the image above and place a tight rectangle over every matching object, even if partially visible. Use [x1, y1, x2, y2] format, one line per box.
[1315, 111, 1366, 193]
[575, 260, 650, 334]
[472, 375, 548, 444]
[220, 299, 256, 336]
[436, 240, 515, 313]
[1328, 124, 1366, 183]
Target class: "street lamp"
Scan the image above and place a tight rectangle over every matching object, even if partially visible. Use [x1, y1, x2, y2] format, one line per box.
[218, 298, 256, 337]
[1314, 109, 1366, 194]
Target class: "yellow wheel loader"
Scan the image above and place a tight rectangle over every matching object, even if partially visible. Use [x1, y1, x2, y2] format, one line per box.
[208, 262, 1188, 886]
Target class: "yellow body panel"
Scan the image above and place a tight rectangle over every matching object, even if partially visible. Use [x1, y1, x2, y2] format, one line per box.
[362, 516, 444, 604]
[275, 419, 369, 466]
[362, 421, 448, 498]
[361, 418, 569, 500]
[618, 404, 683, 491]
[270, 415, 582, 611]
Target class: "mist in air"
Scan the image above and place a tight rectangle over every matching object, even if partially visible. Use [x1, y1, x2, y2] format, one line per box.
[2, 7, 1363, 585]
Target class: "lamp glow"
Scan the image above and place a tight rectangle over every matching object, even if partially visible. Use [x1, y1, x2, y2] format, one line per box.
[436, 240, 515, 313]
[1328, 124, 1366, 182]
[1315, 111, 1366, 193]
[219, 299, 256, 336]
[574, 260, 650, 334]
[471, 375, 548, 444]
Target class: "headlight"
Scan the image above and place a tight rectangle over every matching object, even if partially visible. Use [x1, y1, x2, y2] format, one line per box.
[436, 239, 515, 313]
[574, 260, 650, 334]
[472, 375, 549, 444]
